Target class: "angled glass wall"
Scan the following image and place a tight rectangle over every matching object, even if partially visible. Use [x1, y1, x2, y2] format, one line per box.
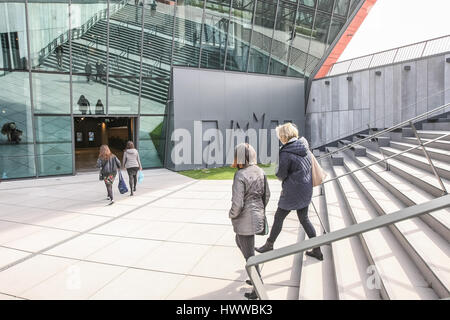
[0, 0, 362, 179]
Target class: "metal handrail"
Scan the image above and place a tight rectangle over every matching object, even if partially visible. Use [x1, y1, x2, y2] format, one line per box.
[326, 34, 450, 77]
[246, 194, 450, 300]
[317, 102, 450, 161]
[317, 132, 450, 190]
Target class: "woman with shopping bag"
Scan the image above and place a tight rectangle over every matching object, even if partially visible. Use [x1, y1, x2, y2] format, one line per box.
[97, 145, 121, 205]
[122, 141, 142, 196]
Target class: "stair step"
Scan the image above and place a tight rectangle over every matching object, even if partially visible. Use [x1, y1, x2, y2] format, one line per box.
[322, 158, 380, 300]
[423, 122, 450, 131]
[389, 141, 450, 163]
[342, 154, 450, 298]
[357, 134, 390, 147]
[351, 154, 450, 242]
[339, 140, 366, 156]
[333, 164, 438, 299]
[380, 146, 450, 180]
[366, 148, 450, 198]
[299, 193, 337, 300]
[326, 147, 344, 165]
[417, 130, 450, 141]
[402, 137, 450, 151]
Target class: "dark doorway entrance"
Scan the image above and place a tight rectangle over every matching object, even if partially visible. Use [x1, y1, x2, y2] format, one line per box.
[74, 117, 137, 172]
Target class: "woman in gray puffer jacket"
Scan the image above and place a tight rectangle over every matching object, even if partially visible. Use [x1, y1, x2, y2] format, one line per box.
[122, 141, 142, 196]
[229, 143, 270, 300]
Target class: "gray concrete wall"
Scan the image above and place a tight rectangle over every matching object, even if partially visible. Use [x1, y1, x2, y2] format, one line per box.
[306, 52, 450, 148]
[168, 67, 305, 171]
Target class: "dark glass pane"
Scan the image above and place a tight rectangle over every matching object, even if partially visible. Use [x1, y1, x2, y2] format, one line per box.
[317, 0, 334, 13]
[328, 17, 345, 45]
[334, 0, 349, 16]
[0, 1, 29, 71]
[299, 0, 316, 8]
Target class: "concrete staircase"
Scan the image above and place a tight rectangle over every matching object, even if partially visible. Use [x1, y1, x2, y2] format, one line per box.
[298, 113, 450, 300]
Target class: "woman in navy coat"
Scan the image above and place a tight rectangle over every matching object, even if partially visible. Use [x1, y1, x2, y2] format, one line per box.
[256, 123, 323, 261]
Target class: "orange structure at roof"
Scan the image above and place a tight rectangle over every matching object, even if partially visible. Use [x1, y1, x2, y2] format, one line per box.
[314, 0, 377, 79]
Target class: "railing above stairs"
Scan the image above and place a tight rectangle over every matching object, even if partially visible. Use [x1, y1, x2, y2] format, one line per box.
[247, 101, 450, 300]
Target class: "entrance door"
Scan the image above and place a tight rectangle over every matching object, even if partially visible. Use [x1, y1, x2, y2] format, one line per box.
[74, 117, 137, 172]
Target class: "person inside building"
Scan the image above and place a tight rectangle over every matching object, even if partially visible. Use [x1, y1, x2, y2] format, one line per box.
[95, 99, 104, 115]
[85, 61, 92, 83]
[256, 122, 323, 261]
[77, 95, 91, 115]
[97, 145, 121, 205]
[229, 143, 270, 300]
[96, 60, 105, 82]
[122, 141, 142, 196]
[55, 45, 64, 68]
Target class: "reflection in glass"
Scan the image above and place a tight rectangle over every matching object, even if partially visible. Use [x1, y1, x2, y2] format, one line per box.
[35, 116, 73, 176]
[248, 0, 277, 74]
[334, 0, 350, 16]
[317, 0, 334, 13]
[32, 72, 71, 114]
[71, 1, 108, 115]
[269, 0, 297, 76]
[225, 0, 255, 72]
[0, 71, 36, 179]
[139, 116, 166, 168]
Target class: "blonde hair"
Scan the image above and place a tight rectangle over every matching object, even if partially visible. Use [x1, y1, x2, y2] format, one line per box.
[231, 143, 257, 169]
[276, 122, 299, 144]
[99, 145, 113, 160]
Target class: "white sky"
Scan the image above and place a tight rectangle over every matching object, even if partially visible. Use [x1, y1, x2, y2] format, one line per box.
[338, 0, 450, 61]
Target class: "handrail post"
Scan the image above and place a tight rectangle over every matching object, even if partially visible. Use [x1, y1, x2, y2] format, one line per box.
[311, 199, 327, 234]
[409, 121, 448, 195]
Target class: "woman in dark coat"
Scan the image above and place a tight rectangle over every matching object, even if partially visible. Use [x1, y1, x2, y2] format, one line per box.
[77, 95, 90, 115]
[256, 123, 323, 261]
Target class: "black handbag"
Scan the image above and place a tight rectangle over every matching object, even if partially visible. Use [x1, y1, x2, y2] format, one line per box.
[257, 174, 269, 236]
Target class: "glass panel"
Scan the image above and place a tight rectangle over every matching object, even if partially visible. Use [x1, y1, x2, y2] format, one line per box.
[0, 1, 29, 72]
[0, 2, 35, 179]
[328, 17, 345, 45]
[0, 71, 36, 179]
[139, 116, 166, 168]
[317, 0, 334, 13]
[35, 116, 72, 176]
[248, 0, 277, 74]
[269, 0, 297, 76]
[71, 1, 108, 115]
[173, 0, 205, 68]
[299, 0, 316, 8]
[28, 0, 69, 72]
[107, 76, 139, 114]
[199, 0, 231, 69]
[349, 0, 361, 15]
[334, 0, 349, 16]
[288, 7, 313, 76]
[225, 0, 255, 72]
[31, 72, 71, 114]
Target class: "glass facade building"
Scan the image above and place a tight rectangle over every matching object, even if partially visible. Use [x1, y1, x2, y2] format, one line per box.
[0, 0, 362, 179]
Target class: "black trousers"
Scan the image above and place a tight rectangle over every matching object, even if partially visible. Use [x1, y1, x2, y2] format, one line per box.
[268, 205, 316, 243]
[105, 181, 113, 200]
[127, 167, 139, 191]
[235, 234, 261, 278]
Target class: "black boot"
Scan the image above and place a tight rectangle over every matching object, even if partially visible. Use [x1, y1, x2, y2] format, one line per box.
[255, 240, 274, 253]
[244, 290, 258, 300]
[306, 247, 323, 261]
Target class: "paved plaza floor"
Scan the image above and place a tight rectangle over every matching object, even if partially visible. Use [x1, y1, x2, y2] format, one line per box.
[0, 169, 319, 300]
